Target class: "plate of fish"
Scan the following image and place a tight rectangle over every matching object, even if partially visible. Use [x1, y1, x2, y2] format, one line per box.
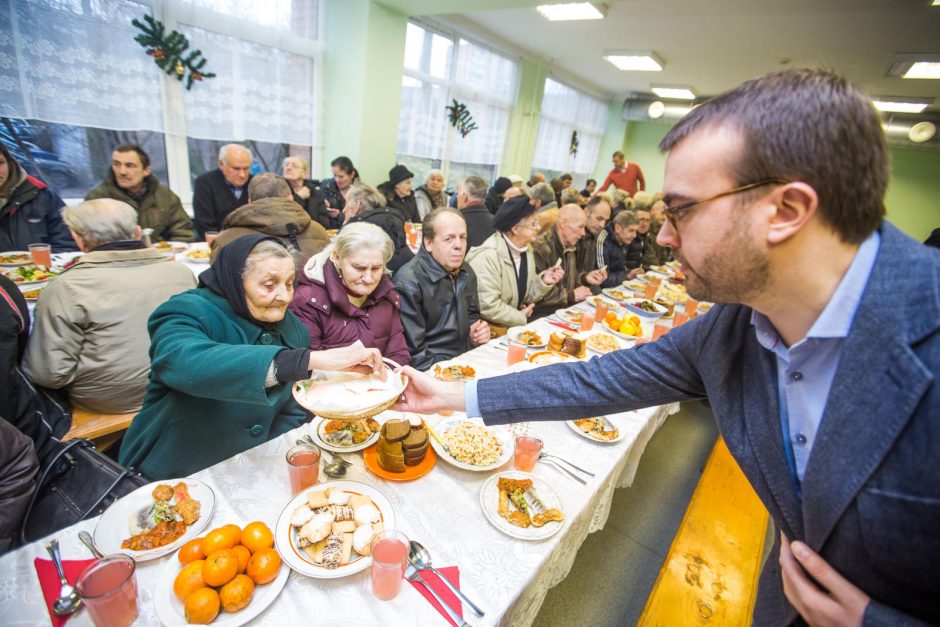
[566, 417, 623, 443]
[553, 308, 584, 326]
[509, 329, 546, 348]
[93, 479, 214, 561]
[274, 481, 395, 579]
[312, 417, 381, 453]
[602, 287, 632, 301]
[480, 472, 565, 541]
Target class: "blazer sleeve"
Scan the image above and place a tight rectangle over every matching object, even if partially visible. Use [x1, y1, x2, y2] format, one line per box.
[862, 601, 934, 627]
[469, 251, 527, 328]
[21, 282, 85, 390]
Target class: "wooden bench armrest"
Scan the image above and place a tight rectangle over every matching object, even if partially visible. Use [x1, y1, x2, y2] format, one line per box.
[63, 408, 137, 442]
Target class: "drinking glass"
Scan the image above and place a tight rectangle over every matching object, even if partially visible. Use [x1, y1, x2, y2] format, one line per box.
[507, 341, 527, 366]
[75, 554, 138, 627]
[673, 312, 689, 327]
[371, 530, 409, 600]
[580, 312, 595, 332]
[28, 243, 52, 267]
[653, 324, 670, 341]
[644, 280, 660, 301]
[594, 300, 609, 322]
[685, 299, 698, 315]
[514, 435, 543, 471]
[286, 444, 320, 495]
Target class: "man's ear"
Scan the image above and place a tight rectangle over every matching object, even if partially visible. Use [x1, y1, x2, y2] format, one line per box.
[766, 182, 817, 245]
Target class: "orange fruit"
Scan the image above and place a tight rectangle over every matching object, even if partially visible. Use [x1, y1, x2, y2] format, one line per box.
[178, 538, 205, 565]
[219, 573, 255, 612]
[203, 548, 239, 587]
[201, 526, 239, 555]
[173, 560, 206, 602]
[240, 521, 274, 553]
[246, 547, 281, 585]
[232, 545, 251, 573]
[184, 587, 220, 624]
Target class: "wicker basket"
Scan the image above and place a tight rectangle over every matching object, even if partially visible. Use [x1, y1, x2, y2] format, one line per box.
[292, 360, 408, 422]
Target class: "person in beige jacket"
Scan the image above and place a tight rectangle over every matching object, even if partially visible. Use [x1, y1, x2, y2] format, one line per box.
[465, 195, 564, 330]
[23, 199, 196, 414]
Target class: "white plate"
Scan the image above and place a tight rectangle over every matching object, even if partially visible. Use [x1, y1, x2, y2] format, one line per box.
[154, 241, 190, 255]
[553, 308, 584, 327]
[508, 328, 547, 349]
[601, 287, 633, 301]
[274, 480, 395, 579]
[0, 251, 33, 267]
[479, 472, 564, 541]
[429, 417, 514, 472]
[310, 417, 380, 453]
[154, 530, 289, 626]
[1, 267, 55, 287]
[566, 417, 625, 443]
[602, 321, 647, 341]
[93, 479, 215, 561]
[584, 333, 628, 354]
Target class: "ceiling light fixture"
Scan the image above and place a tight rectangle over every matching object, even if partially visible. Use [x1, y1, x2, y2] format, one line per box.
[651, 85, 695, 100]
[904, 62, 940, 79]
[873, 98, 932, 113]
[604, 51, 664, 72]
[536, 3, 607, 21]
[887, 54, 940, 79]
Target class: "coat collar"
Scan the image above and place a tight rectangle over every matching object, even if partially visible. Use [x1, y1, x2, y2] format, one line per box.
[299, 248, 399, 317]
[415, 246, 467, 284]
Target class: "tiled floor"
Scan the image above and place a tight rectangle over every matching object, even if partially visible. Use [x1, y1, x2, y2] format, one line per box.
[533, 402, 719, 626]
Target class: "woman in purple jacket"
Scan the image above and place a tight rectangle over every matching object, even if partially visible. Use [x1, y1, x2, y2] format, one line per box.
[289, 222, 411, 367]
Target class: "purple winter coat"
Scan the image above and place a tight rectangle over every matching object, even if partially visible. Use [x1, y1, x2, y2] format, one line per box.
[288, 250, 411, 367]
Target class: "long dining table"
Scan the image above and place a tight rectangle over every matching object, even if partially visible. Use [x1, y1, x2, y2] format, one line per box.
[1, 289, 684, 626]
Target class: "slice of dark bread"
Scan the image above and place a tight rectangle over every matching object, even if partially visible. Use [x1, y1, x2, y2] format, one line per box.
[383, 419, 411, 442]
[401, 427, 428, 450]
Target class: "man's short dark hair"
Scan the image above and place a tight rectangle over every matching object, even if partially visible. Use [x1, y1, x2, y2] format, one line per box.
[584, 195, 609, 213]
[422, 207, 465, 241]
[113, 144, 150, 169]
[461, 176, 487, 202]
[248, 173, 291, 201]
[612, 150, 625, 159]
[659, 68, 887, 244]
[560, 173, 573, 182]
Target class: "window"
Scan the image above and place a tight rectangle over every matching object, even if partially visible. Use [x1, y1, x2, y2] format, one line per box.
[397, 22, 518, 191]
[0, 0, 321, 202]
[532, 78, 608, 187]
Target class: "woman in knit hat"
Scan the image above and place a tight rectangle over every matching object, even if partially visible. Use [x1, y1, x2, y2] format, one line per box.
[378, 164, 420, 223]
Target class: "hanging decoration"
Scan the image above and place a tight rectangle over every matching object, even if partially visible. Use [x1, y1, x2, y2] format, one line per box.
[446, 99, 479, 138]
[570, 130, 580, 156]
[131, 14, 216, 90]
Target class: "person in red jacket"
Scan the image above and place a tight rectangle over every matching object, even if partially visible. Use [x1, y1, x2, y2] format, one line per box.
[597, 150, 645, 196]
[289, 222, 411, 367]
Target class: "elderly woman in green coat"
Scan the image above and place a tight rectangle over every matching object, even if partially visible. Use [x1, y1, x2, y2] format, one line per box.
[120, 234, 383, 479]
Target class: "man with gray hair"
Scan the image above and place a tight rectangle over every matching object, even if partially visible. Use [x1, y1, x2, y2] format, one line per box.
[24, 198, 195, 414]
[344, 181, 414, 272]
[192, 143, 253, 240]
[456, 176, 493, 248]
[597, 209, 642, 287]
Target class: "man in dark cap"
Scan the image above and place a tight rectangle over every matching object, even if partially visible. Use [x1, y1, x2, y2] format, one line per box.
[484, 176, 513, 215]
[378, 164, 420, 223]
[465, 195, 564, 331]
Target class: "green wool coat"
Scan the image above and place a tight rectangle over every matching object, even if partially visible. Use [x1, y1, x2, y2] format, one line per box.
[119, 288, 310, 479]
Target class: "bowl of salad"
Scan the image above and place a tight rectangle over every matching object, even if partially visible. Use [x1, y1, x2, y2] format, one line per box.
[2, 264, 56, 286]
[624, 298, 668, 321]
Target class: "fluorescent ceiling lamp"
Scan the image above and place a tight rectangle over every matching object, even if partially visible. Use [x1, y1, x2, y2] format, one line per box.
[537, 3, 606, 21]
[904, 62, 940, 79]
[651, 85, 695, 100]
[873, 99, 931, 113]
[604, 51, 663, 72]
[932, 0, 940, 6]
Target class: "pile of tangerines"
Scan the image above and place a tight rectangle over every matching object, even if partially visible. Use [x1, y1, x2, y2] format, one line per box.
[172, 521, 282, 624]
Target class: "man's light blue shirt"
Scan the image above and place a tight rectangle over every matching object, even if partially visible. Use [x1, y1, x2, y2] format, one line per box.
[466, 232, 881, 484]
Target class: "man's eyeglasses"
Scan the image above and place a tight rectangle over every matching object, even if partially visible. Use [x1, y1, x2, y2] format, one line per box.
[663, 178, 788, 231]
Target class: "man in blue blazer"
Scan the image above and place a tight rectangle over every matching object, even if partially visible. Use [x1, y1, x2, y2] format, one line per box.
[396, 69, 939, 626]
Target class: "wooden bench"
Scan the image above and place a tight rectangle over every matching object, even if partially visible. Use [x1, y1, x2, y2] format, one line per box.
[638, 438, 769, 626]
[63, 408, 137, 452]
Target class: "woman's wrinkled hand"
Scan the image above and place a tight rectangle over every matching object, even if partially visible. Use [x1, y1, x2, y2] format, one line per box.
[309, 340, 386, 381]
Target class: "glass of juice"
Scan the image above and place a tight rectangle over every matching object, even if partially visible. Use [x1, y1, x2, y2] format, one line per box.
[371, 530, 409, 601]
[286, 444, 320, 495]
[580, 311, 595, 332]
[594, 300, 609, 323]
[644, 281, 659, 301]
[205, 231, 219, 245]
[28, 243, 52, 267]
[673, 312, 689, 327]
[514, 435, 543, 471]
[507, 341, 527, 366]
[653, 324, 670, 341]
[75, 554, 138, 627]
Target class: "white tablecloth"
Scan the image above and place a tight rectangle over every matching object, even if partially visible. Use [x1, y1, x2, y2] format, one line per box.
[0, 306, 680, 627]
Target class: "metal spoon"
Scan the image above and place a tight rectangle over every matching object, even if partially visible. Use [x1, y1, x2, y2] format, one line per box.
[78, 531, 103, 559]
[409, 541, 485, 618]
[405, 562, 469, 627]
[45, 539, 82, 616]
[295, 439, 347, 478]
[303, 435, 351, 466]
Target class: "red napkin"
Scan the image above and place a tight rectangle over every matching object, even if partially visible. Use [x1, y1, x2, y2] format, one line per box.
[408, 565, 463, 626]
[34, 556, 96, 627]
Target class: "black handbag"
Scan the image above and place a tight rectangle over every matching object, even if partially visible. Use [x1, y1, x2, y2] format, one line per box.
[18, 438, 149, 546]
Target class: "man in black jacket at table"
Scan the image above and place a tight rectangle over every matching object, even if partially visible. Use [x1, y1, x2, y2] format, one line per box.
[393, 208, 490, 371]
[192, 143, 252, 240]
[456, 176, 494, 249]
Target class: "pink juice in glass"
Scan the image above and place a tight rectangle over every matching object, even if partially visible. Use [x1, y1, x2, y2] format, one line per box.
[580, 312, 595, 331]
[507, 342, 527, 366]
[287, 445, 320, 495]
[514, 435, 543, 471]
[76, 555, 138, 627]
[371, 535, 408, 600]
[594, 301, 609, 322]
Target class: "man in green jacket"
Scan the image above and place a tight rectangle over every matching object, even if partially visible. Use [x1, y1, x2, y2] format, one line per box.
[85, 144, 193, 242]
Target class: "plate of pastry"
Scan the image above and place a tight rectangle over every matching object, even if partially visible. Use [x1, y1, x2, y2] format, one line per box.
[508, 329, 546, 349]
[566, 417, 624, 443]
[480, 472, 565, 541]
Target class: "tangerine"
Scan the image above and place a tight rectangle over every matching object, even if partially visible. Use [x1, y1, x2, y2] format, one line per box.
[201, 526, 240, 555]
[240, 521, 274, 553]
[184, 587, 220, 624]
[246, 547, 281, 585]
[219, 573, 255, 612]
[178, 538, 205, 565]
[203, 548, 239, 587]
[173, 559, 206, 602]
[232, 545, 251, 573]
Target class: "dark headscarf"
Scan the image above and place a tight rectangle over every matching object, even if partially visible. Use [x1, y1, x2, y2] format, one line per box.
[492, 195, 536, 232]
[198, 233, 285, 326]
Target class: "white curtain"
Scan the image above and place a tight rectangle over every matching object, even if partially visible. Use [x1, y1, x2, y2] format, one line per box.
[0, 0, 164, 131]
[533, 78, 608, 178]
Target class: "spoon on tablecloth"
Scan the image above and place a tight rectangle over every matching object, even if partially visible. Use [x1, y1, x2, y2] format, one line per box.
[45, 539, 82, 616]
[78, 531, 103, 559]
[409, 541, 485, 618]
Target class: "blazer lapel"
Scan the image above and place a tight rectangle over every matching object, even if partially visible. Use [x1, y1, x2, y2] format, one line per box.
[801, 306, 932, 549]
